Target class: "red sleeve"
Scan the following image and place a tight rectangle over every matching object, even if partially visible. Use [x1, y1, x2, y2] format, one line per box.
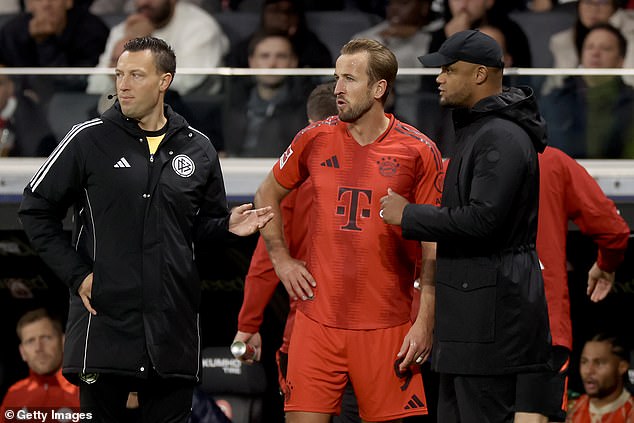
[414, 140, 444, 207]
[273, 126, 314, 190]
[237, 236, 279, 333]
[561, 151, 630, 272]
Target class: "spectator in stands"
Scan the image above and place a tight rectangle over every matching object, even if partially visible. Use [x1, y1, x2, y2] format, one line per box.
[429, 0, 532, 68]
[547, 0, 634, 89]
[89, 0, 208, 14]
[527, 0, 578, 12]
[566, 334, 634, 422]
[225, 0, 332, 68]
[514, 145, 631, 423]
[354, 0, 442, 84]
[0, 0, 109, 96]
[0, 309, 79, 415]
[353, 0, 442, 124]
[0, 69, 57, 157]
[222, 30, 314, 157]
[87, 0, 229, 96]
[540, 23, 634, 158]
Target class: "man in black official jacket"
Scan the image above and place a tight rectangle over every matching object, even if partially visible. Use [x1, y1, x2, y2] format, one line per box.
[18, 36, 273, 423]
[380, 30, 552, 423]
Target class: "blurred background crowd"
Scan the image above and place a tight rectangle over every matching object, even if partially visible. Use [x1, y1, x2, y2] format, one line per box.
[1, 0, 634, 159]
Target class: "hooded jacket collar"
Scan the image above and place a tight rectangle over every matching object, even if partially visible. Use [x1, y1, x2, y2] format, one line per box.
[453, 86, 548, 153]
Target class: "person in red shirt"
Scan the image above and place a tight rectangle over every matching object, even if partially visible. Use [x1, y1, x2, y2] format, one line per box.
[0, 309, 80, 419]
[514, 146, 631, 422]
[234, 82, 364, 422]
[254, 38, 443, 422]
[566, 334, 634, 423]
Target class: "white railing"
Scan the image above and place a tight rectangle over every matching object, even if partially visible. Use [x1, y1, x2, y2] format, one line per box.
[2, 157, 634, 198]
[2, 67, 634, 76]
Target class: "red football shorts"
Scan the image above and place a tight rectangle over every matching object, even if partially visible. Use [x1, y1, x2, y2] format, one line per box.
[284, 311, 428, 420]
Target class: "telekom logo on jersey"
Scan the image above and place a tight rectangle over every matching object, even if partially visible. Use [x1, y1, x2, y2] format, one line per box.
[336, 187, 372, 231]
[279, 147, 374, 231]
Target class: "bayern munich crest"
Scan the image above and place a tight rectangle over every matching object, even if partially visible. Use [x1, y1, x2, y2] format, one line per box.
[172, 154, 195, 177]
[377, 156, 400, 177]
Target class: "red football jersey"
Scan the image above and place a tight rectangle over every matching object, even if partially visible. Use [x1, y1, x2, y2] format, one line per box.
[273, 114, 442, 329]
[537, 147, 629, 349]
[566, 392, 634, 423]
[0, 369, 80, 418]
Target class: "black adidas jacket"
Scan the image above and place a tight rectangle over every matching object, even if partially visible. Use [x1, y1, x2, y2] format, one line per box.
[18, 102, 231, 383]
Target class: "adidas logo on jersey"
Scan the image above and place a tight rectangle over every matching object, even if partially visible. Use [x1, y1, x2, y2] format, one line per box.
[114, 157, 131, 168]
[320, 155, 340, 168]
[404, 394, 425, 410]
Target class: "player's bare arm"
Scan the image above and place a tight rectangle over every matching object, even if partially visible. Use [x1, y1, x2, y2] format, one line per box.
[255, 172, 316, 301]
[397, 241, 435, 372]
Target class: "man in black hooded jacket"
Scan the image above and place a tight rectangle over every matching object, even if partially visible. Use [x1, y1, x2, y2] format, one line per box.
[18, 36, 273, 423]
[380, 30, 551, 423]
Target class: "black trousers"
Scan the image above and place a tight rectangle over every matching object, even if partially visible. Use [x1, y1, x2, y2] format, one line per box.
[79, 370, 194, 423]
[437, 373, 516, 423]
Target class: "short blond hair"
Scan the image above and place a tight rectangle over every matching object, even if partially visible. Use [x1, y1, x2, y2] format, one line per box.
[16, 308, 63, 341]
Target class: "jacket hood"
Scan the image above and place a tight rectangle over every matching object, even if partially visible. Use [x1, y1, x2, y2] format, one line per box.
[102, 102, 189, 137]
[456, 86, 548, 153]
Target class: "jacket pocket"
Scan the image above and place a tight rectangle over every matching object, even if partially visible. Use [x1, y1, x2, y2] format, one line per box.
[436, 258, 497, 343]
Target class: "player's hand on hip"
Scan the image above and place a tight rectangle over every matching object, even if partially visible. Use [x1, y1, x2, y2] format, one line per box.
[274, 256, 316, 301]
[380, 188, 409, 225]
[78, 273, 97, 316]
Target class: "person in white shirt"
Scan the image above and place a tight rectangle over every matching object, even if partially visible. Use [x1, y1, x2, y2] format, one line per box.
[546, 0, 634, 92]
[87, 0, 228, 97]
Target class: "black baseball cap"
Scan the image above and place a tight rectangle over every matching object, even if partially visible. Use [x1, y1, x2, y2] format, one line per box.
[418, 30, 504, 68]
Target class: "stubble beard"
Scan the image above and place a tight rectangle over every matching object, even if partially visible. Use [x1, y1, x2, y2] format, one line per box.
[338, 95, 374, 123]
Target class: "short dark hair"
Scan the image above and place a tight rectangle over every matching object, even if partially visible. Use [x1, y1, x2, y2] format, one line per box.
[123, 36, 176, 76]
[585, 23, 628, 58]
[307, 82, 337, 122]
[340, 38, 397, 103]
[247, 29, 295, 58]
[16, 308, 63, 341]
[589, 333, 630, 362]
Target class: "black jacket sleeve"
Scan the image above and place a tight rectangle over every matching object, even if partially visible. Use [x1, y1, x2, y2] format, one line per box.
[193, 148, 232, 245]
[18, 134, 93, 293]
[401, 126, 530, 242]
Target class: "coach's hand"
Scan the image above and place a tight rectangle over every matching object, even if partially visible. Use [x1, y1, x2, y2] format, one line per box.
[380, 188, 409, 226]
[78, 273, 97, 316]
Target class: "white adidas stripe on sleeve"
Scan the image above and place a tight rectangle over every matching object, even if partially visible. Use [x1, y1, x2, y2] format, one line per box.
[30, 119, 103, 192]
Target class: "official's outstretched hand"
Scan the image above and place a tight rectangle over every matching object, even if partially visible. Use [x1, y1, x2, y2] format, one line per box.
[228, 203, 274, 236]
